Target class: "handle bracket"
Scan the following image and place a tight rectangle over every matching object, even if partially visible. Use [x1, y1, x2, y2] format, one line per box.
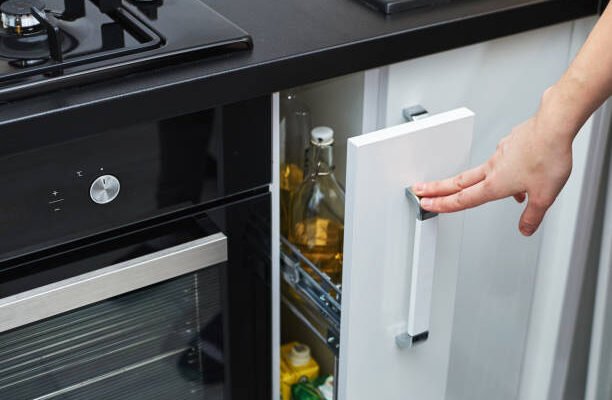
[405, 187, 438, 221]
[403, 105, 430, 122]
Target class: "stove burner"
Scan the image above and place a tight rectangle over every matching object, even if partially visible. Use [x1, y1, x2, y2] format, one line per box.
[1, 0, 46, 36]
[0, 29, 75, 61]
[0, 0, 253, 101]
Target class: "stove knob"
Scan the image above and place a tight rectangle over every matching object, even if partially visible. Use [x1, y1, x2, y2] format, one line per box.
[90, 175, 120, 204]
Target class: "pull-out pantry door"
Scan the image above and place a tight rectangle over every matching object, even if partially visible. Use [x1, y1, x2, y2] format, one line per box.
[339, 108, 474, 400]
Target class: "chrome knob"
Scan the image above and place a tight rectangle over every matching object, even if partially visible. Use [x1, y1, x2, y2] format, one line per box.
[90, 175, 120, 204]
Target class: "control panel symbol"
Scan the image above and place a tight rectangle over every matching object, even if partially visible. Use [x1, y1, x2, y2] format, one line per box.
[90, 175, 120, 205]
[48, 190, 64, 213]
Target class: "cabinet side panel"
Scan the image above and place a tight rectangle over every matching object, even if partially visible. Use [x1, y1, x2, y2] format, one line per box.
[585, 106, 612, 400]
[383, 21, 574, 400]
[272, 93, 281, 400]
[520, 16, 601, 400]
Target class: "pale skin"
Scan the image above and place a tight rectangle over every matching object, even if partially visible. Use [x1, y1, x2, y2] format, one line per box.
[413, 3, 612, 237]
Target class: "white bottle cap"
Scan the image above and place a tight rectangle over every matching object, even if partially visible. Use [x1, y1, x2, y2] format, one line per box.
[288, 343, 312, 367]
[311, 126, 334, 145]
[318, 376, 334, 400]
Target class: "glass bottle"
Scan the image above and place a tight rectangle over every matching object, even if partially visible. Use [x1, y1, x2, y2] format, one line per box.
[280, 92, 311, 237]
[289, 126, 345, 284]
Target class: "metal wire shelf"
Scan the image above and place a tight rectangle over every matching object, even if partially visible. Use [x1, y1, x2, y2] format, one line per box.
[280, 236, 342, 354]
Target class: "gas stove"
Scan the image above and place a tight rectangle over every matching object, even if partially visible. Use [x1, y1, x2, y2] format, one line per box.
[0, 0, 252, 100]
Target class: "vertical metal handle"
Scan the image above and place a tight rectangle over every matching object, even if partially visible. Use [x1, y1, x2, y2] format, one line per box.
[396, 188, 438, 349]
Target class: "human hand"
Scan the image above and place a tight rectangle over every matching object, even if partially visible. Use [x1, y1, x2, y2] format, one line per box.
[412, 114, 574, 236]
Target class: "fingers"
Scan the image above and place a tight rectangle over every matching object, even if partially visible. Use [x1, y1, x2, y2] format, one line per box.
[419, 179, 498, 213]
[513, 192, 526, 203]
[519, 197, 549, 236]
[413, 165, 487, 197]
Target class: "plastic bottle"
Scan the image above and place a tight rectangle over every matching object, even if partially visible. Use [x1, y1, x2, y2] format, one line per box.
[280, 342, 320, 400]
[316, 375, 334, 400]
[292, 377, 325, 400]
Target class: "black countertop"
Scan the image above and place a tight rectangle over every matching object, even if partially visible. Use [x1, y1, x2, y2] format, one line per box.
[0, 0, 600, 137]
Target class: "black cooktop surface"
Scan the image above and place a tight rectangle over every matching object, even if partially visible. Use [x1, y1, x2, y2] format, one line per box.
[0, 0, 252, 100]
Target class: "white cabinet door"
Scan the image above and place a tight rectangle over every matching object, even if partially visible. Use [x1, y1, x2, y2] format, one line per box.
[338, 108, 474, 400]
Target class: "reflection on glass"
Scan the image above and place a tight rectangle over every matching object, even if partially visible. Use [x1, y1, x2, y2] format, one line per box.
[0, 270, 224, 400]
[157, 109, 217, 209]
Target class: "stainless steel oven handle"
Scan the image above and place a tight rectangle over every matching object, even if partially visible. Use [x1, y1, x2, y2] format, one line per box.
[0, 232, 227, 333]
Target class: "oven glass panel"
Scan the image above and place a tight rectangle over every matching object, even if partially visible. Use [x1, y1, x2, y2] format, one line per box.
[0, 193, 271, 400]
[0, 268, 226, 400]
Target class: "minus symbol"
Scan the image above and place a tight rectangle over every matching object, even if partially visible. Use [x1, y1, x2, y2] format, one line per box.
[53, 208, 61, 212]
[48, 199, 64, 204]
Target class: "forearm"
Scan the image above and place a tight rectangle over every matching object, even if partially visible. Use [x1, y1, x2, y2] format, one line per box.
[538, 4, 612, 142]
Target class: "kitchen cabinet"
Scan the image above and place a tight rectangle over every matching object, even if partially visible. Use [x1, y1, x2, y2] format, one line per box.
[585, 139, 612, 400]
[273, 16, 610, 400]
[340, 109, 473, 400]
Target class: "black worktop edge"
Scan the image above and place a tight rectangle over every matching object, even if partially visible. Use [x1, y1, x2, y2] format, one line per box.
[0, 0, 598, 136]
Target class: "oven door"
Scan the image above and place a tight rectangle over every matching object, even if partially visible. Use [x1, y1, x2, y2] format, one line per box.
[0, 194, 271, 400]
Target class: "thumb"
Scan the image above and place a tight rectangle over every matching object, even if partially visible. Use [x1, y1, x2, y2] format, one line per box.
[519, 197, 549, 236]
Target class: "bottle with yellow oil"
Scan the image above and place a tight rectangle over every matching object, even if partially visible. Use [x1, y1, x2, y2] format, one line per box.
[289, 126, 345, 285]
[280, 92, 311, 237]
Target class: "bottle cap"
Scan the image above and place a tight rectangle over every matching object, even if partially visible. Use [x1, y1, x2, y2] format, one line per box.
[288, 343, 312, 367]
[318, 376, 334, 400]
[311, 126, 334, 145]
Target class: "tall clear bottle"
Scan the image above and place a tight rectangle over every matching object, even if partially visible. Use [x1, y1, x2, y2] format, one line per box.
[280, 92, 312, 237]
[289, 126, 345, 285]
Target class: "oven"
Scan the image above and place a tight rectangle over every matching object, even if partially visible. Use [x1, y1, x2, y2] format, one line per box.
[0, 95, 272, 400]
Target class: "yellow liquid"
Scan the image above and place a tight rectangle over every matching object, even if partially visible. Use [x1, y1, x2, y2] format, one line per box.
[280, 163, 304, 237]
[290, 217, 344, 284]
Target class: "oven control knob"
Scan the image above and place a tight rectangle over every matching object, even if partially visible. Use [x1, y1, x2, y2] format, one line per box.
[90, 175, 120, 204]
